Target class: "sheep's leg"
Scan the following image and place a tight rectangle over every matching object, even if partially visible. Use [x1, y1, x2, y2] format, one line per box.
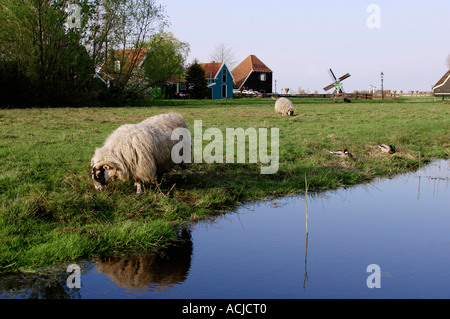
[135, 182, 143, 195]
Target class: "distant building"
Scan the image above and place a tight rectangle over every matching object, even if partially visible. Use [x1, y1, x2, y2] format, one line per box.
[99, 48, 148, 73]
[433, 70, 450, 99]
[231, 55, 273, 94]
[199, 62, 234, 99]
[168, 75, 189, 99]
[95, 48, 149, 87]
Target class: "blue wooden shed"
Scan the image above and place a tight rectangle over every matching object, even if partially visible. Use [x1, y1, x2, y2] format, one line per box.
[200, 62, 234, 99]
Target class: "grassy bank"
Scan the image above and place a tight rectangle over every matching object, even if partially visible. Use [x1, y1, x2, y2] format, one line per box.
[0, 97, 448, 272]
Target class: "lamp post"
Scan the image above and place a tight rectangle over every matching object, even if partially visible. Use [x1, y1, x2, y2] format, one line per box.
[380, 72, 384, 100]
[274, 80, 277, 94]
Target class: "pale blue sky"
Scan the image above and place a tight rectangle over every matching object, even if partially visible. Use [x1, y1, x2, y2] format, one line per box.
[160, 0, 449, 92]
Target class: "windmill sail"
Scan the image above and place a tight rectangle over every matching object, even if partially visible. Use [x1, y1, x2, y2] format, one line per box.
[328, 69, 337, 81]
[338, 73, 351, 81]
[323, 83, 335, 91]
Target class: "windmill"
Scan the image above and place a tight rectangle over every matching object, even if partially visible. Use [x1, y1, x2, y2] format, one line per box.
[323, 69, 351, 95]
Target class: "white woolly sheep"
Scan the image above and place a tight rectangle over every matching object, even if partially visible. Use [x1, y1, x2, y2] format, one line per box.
[90, 113, 191, 194]
[273, 96, 294, 116]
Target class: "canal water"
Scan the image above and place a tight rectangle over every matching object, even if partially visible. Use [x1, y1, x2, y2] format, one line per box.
[1, 159, 448, 299]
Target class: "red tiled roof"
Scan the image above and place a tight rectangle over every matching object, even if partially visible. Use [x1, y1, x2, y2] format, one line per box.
[231, 55, 272, 89]
[100, 48, 149, 73]
[199, 62, 223, 79]
[115, 48, 148, 67]
[168, 75, 186, 82]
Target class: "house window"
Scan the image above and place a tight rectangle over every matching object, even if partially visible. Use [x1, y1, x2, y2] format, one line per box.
[222, 69, 227, 83]
[260, 73, 266, 81]
[222, 84, 227, 98]
[208, 72, 214, 84]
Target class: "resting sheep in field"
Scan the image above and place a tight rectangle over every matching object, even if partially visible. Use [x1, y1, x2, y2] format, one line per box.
[90, 113, 191, 194]
[272, 96, 294, 116]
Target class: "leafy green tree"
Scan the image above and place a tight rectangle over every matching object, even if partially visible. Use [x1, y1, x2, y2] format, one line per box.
[0, 0, 168, 107]
[0, 0, 98, 106]
[83, 0, 169, 102]
[186, 60, 208, 99]
[143, 32, 190, 91]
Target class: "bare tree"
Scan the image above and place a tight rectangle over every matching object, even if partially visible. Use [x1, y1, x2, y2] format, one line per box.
[447, 54, 450, 70]
[209, 43, 237, 69]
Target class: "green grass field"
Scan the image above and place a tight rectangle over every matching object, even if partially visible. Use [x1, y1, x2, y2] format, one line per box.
[0, 97, 448, 272]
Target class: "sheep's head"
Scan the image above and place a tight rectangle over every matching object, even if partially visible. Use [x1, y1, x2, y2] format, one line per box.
[90, 161, 117, 191]
[288, 110, 294, 116]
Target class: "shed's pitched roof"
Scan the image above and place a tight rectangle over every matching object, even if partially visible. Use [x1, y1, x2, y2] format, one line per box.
[433, 70, 450, 89]
[231, 55, 272, 89]
[116, 48, 148, 67]
[199, 62, 223, 79]
[100, 48, 148, 73]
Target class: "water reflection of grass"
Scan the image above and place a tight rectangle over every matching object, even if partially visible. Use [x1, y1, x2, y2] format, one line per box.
[0, 97, 448, 272]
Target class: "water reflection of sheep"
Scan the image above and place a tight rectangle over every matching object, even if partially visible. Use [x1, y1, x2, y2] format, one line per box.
[96, 230, 193, 290]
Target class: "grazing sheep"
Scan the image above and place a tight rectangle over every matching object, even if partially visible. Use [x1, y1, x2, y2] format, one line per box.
[90, 113, 191, 194]
[272, 96, 294, 116]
